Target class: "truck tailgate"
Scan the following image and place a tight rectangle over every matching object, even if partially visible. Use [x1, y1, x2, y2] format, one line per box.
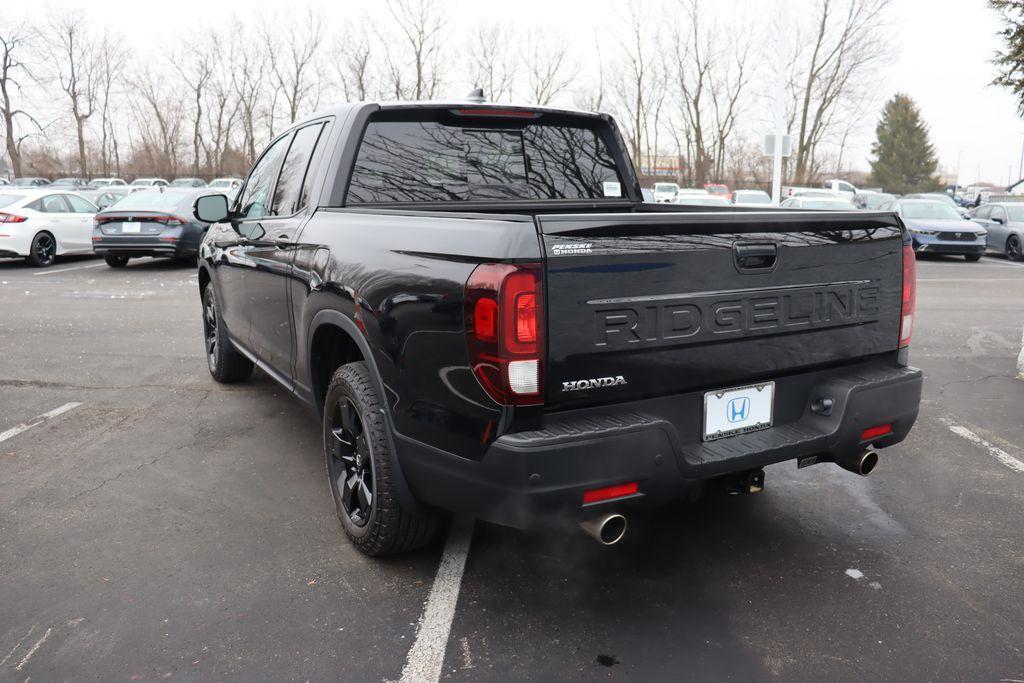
[539, 210, 905, 407]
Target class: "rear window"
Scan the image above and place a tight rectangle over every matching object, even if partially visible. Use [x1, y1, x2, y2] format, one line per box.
[106, 190, 192, 211]
[0, 193, 25, 208]
[346, 112, 625, 203]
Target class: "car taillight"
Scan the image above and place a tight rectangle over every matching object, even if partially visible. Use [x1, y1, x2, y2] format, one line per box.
[900, 244, 916, 348]
[0, 212, 27, 223]
[465, 263, 544, 406]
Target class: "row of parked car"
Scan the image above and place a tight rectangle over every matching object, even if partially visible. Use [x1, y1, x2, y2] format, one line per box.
[0, 185, 232, 268]
[0, 176, 243, 209]
[644, 181, 1023, 262]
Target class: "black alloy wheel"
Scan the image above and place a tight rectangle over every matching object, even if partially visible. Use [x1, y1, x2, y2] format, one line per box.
[203, 291, 219, 372]
[28, 232, 55, 267]
[328, 397, 374, 527]
[1008, 235, 1022, 262]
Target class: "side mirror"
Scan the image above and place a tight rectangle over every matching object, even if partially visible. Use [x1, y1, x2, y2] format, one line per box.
[194, 193, 229, 223]
[994, 217, 1005, 225]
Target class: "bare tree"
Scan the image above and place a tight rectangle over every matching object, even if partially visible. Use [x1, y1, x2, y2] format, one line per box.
[228, 20, 269, 165]
[172, 36, 217, 176]
[131, 67, 184, 177]
[381, 0, 448, 100]
[0, 23, 41, 177]
[522, 28, 577, 105]
[201, 41, 240, 177]
[787, 0, 892, 184]
[331, 16, 380, 101]
[466, 22, 517, 102]
[96, 36, 127, 177]
[261, 7, 326, 126]
[607, 1, 663, 170]
[46, 8, 103, 178]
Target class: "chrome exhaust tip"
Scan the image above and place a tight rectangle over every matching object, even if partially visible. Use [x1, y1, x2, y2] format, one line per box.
[580, 512, 627, 545]
[837, 449, 879, 476]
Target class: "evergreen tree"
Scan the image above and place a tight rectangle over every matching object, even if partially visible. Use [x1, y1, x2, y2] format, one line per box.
[869, 94, 941, 194]
[991, 0, 1024, 115]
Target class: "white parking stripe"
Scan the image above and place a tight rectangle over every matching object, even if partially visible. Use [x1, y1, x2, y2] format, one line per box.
[399, 517, 474, 683]
[943, 420, 1024, 474]
[33, 262, 107, 276]
[0, 402, 82, 444]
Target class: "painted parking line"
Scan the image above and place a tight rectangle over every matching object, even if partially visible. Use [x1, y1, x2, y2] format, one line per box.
[32, 262, 107, 276]
[942, 418, 1024, 474]
[0, 402, 83, 444]
[399, 517, 475, 683]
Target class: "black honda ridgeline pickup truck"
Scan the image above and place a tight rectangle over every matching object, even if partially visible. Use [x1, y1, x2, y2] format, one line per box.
[192, 102, 922, 555]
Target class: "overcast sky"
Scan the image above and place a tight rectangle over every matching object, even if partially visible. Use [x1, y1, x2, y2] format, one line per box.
[7, 0, 1020, 186]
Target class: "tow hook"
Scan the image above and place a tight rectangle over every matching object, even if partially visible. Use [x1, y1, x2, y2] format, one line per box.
[725, 469, 765, 495]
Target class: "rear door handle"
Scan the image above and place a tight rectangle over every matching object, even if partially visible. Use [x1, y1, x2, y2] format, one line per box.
[734, 243, 778, 272]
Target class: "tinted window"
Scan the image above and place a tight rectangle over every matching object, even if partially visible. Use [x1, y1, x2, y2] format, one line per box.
[30, 195, 70, 213]
[239, 135, 291, 219]
[347, 115, 624, 203]
[900, 202, 961, 220]
[272, 123, 324, 215]
[65, 194, 97, 213]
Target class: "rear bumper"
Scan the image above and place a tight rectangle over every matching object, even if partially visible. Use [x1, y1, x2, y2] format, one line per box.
[92, 236, 196, 257]
[397, 358, 923, 529]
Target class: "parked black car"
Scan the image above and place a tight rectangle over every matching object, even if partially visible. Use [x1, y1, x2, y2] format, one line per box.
[93, 188, 216, 267]
[194, 102, 922, 556]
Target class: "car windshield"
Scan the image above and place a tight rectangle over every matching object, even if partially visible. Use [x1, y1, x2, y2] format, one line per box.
[911, 193, 956, 207]
[863, 193, 895, 209]
[736, 192, 770, 204]
[0, 193, 25, 208]
[347, 114, 625, 203]
[106, 190, 191, 211]
[900, 202, 961, 220]
[801, 199, 853, 210]
[1005, 205, 1024, 222]
[53, 178, 78, 185]
[131, 179, 153, 186]
[679, 196, 730, 206]
[654, 184, 678, 193]
[210, 180, 230, 187]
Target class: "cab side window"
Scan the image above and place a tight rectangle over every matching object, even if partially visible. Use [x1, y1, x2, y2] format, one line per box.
[974, 206, 991, 220]
[271, 123, 325, 216]
[991, 206, 1007, 223]
[238, 134, 292, 220]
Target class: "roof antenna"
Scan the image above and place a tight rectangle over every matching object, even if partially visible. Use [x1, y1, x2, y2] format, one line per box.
[466, 87, 486, 104]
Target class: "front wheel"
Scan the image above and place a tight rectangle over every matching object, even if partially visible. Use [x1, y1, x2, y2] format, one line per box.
[201, 286, 253, 383]
[1007, 235, 1023, 262]
[105, 255, 129, 268]
[26, 232, 56, 267]
[964, 253, 982, 262]
[324, 362, 441, 556]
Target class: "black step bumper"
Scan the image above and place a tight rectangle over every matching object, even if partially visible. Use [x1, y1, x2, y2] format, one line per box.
[397, 358, 923, 529]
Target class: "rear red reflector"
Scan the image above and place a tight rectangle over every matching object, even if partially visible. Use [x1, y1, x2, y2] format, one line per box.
[473, 297, 498, 342]
[861, 423, 893, 441]
[583, 482, 639, 504]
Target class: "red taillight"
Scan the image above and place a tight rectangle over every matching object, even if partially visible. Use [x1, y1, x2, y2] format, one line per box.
[465, 263, 544, 406]
[861, 423, 893, 441]
[583, 482, 639, 504]
[900, 244, 916, 348]
[0, 212, 27, 223]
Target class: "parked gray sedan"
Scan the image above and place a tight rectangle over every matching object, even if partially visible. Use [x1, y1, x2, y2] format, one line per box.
[970, 202, 1024, 261]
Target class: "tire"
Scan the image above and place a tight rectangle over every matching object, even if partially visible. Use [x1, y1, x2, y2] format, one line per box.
[964, 253, 982, 262]
[324, 362, 441, 556]
[26, 232, 56, 268]
[105, 255, 129, 268]
[201, 286, 253, 383]
[1007, 235, 1023, 262]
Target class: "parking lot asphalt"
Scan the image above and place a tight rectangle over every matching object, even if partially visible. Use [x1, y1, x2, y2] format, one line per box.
[1, 254, 1023, 681]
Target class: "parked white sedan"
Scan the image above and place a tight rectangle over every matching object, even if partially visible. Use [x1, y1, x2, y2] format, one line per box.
[0, 189, 98, 267]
